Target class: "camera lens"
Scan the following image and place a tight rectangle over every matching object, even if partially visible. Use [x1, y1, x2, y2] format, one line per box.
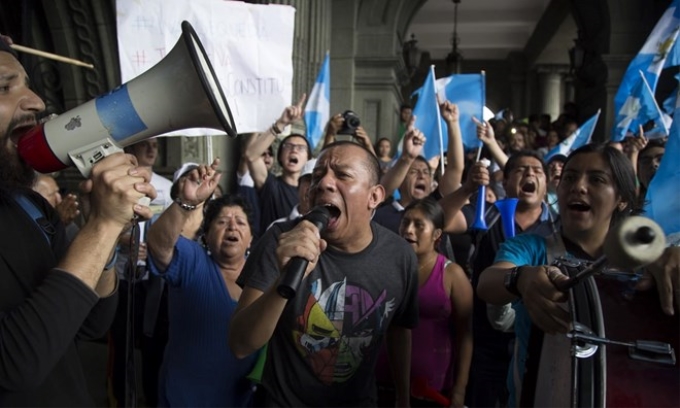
[338, 110, 361, 135]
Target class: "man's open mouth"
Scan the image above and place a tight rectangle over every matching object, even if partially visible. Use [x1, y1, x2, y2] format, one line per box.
[521, 180, 537, 194]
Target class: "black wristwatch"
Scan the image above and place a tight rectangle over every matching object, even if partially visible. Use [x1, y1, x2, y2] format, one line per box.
[504, 266, 524, 298]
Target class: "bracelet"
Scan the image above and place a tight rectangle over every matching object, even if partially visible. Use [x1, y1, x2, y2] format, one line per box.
[504, 266, 524, 298]
[104, 249, 118, 270]
[174, 197, 198, 211]
[271, 122, 282, 135]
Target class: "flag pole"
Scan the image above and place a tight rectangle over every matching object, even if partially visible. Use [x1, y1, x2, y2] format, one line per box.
[476, 71, 487, 163]
[430, 65, 446, 178]
[588, 109, 602, 142]
[639, 70, 669, 135]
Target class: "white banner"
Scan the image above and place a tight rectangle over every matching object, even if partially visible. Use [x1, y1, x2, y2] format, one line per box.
[116, 0, 295, 136]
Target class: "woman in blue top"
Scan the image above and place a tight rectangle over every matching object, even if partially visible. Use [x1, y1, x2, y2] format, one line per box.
[477, 143, 680, 407]
[147, 161, 258, 407]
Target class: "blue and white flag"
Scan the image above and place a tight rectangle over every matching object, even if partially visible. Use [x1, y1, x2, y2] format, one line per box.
[304, 52, 330, 151]
[665, 28, 680, 68]
[612, 0, 680, 139]
[544, 110, 601, 162]
[612, 71, 669, 141]
[412, 66, 445, 160]
[645, 96, 680, 243]
[436, 73, 485, 150]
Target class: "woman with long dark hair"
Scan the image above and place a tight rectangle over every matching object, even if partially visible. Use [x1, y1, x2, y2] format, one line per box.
[478, 143, 680, 407]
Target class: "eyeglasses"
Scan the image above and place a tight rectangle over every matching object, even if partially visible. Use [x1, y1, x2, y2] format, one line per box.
[281, 142, 307, 152]
[262, 151, 273, 157]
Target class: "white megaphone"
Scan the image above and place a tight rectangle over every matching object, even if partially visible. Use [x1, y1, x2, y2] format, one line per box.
[18, 21, 237, 177]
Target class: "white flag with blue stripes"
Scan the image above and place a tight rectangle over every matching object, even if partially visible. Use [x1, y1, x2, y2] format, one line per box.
[304, 53, 330, 151]
[544, 110, 600, 162]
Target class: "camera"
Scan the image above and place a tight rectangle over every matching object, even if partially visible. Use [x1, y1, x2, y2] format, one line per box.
[337, 110, 361, 135]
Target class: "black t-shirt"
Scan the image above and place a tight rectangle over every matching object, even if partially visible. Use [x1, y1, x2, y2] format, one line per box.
[373, 189, 443, 235]
[238, 221, 419, 407]
[258, 173, 299, 237]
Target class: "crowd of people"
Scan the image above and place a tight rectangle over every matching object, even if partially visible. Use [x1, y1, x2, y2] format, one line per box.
[1, 31, 679, 408]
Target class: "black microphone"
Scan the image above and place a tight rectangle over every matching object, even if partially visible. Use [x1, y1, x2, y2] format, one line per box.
[277, 206, 330, 299]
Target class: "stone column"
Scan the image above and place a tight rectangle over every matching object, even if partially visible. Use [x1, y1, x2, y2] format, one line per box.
[601, 0, 665, 140]
[330, 0, 358, 117]
[306, 1, 332, 92]
[349, 0, 420, 141]
[563, 74, 575, 104]
[536, 64, 569, 120]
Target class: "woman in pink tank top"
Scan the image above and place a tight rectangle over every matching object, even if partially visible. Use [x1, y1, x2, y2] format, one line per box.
[376, 198, 473, 407]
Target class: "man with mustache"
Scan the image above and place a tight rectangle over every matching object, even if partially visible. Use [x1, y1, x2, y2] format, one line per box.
[0, 38, 156, 405]
[230, 141, 419, 406]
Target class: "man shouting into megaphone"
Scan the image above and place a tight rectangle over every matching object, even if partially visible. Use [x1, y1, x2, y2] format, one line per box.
[0, 36, 157, 406]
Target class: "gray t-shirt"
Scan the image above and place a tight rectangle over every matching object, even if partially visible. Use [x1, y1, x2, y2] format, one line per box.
[237, 220, 419, 407]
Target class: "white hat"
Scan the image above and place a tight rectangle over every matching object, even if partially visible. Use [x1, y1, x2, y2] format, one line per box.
[173, 162, 199, 183]
[299, 158, 316, 179]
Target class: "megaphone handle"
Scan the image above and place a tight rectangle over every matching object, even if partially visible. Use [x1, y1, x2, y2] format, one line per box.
[68, 138, 124, 178]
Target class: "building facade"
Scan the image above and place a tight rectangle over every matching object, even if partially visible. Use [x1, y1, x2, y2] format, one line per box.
[0, 0, 671, 191]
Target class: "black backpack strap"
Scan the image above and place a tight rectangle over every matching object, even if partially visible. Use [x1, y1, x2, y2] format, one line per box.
[12, 192, 55, 246]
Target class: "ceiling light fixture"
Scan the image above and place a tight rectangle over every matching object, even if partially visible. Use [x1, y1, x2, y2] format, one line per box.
[445, 0, 463, 74]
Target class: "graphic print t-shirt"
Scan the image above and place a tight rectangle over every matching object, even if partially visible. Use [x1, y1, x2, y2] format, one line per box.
[238, 221, 418, 407]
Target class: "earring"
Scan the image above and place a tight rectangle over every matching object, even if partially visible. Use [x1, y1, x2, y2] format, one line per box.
[245, 248, 251, 258]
